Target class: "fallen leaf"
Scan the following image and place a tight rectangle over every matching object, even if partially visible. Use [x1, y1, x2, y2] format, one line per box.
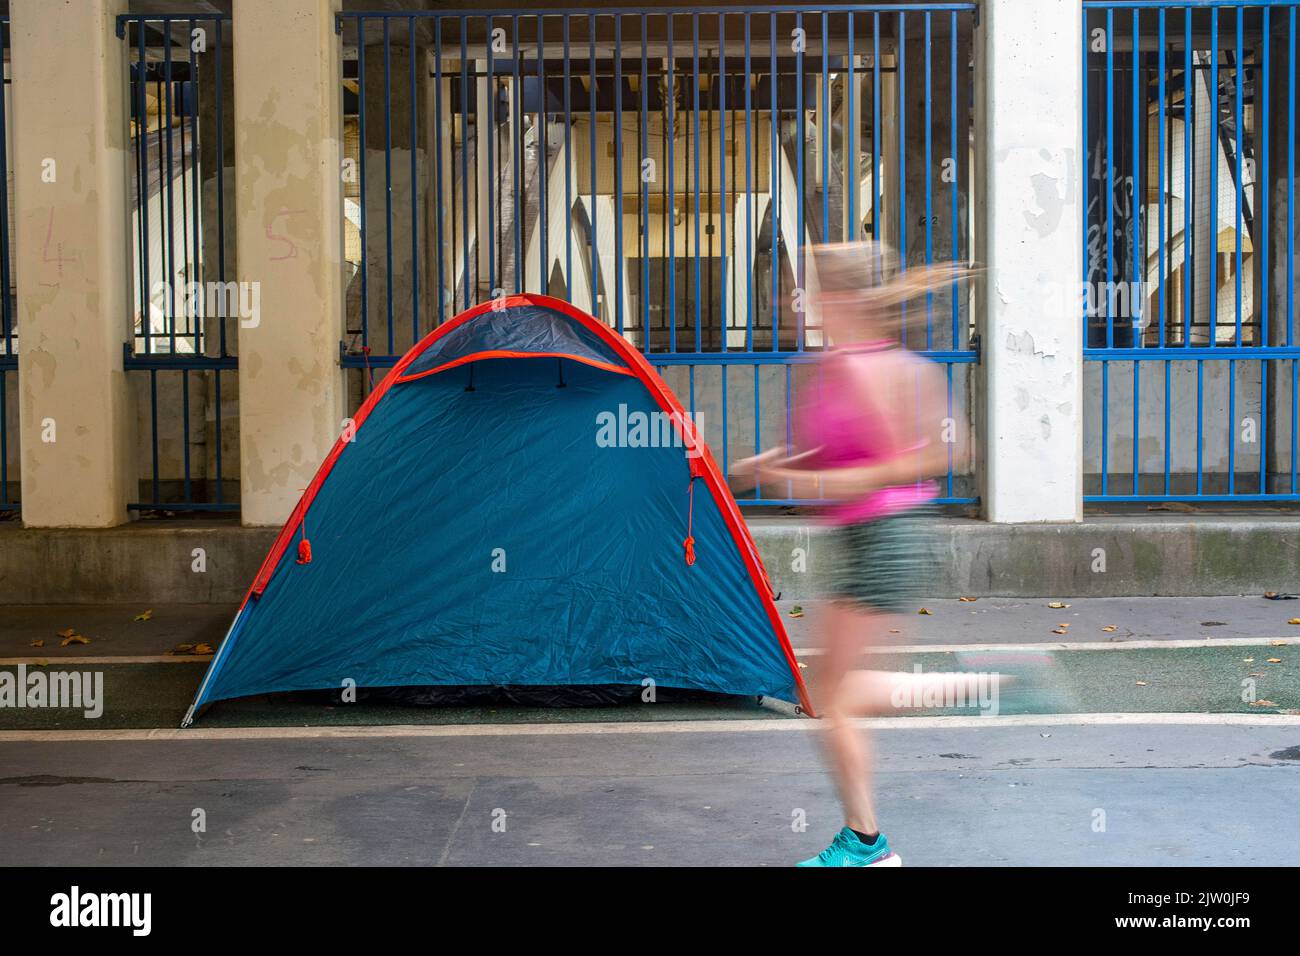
[134, 609, 154, 623]
[1102, 625, 1118, 632]
[1201, 621, 1227, 627]
[918, 608, 932, 615]
[1250, 699, 1278, 708]
[1243, 657, 1255, 663]
[1056, 623, 1071, 628]
[168, 643, 215, 656]
[797, 661, 808, 669]
[29, 639, 44, 648]
[888, 629, 901, 634]
[1047, 602, 1070, 609]
[1248, 672, 1267, 678]
[60, 633, 89, 647]
[1270, 640, 1288, 647]
[1267, 658, 1283, 664]
[56, 628, 77, 639]
[1052, 627, 1069, 635]
[1289, 619, 1300, 626]
[1135, 680, 1149, 686]
[1264, 591, 1298, 600]
[958, 596, 977, 602]
[788, 605, 804, 618]
[1147, 501, 1195, 513]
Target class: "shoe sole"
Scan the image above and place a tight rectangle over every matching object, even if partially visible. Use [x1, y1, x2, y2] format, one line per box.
[795, 850, 905, 868]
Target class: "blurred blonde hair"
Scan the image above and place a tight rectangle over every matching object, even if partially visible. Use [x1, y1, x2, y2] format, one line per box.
[811, 240, 978, 326]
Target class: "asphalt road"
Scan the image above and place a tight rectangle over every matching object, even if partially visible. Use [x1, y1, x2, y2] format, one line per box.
[3, 596, 1298, 867]
[2, 719, 1297, 866]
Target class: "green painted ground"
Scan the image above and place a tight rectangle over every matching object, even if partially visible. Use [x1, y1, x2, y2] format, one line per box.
[0, 645, 1296, 730]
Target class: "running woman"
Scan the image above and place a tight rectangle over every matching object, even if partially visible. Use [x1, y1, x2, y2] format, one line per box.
[732, 241, 992, 868]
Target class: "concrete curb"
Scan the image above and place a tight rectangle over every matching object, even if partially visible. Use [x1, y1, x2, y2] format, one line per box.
[752, 514, 1300, 599]
[1, 515, 1298, 603]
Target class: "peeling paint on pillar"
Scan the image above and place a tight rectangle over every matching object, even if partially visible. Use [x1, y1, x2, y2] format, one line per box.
[976, 0, 1083, 523]
[234, 0, 346, 526]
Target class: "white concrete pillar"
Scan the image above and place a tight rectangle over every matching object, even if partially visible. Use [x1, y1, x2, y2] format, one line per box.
[234, 0, 346, 526]
[524, 140, 584, 303]
[729, 192, 768, 346]
[975, 0, 1083, 522]
[879, 59, 901, 254]
[11, 0, 135, 527]
[843, 63, 864, 241]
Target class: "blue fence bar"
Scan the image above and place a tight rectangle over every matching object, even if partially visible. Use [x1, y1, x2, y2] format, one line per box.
[337, 5, 978, 506]
[1083, 1, 1300, 502]
[119, 14, 237, 513]
[0, 16, 14, 515]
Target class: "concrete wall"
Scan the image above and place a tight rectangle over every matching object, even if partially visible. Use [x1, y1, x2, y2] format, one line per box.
[4, 515, 1297, 604]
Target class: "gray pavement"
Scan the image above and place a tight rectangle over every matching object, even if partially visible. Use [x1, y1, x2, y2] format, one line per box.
[5, 596, 1300, 659]
[0, 604, 231, 658]
[4, 597, 1298, 867]
[2, 720, 1297, 866]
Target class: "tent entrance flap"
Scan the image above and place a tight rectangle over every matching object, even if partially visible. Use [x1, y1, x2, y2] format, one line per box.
[396, 350, 633, 383]
[399, 302, 629, 379]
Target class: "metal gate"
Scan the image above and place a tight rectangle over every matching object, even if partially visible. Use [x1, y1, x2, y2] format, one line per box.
[0, 15, 15, 515]
[120, 12, 237, 513]
[1083, 0, 1300, 502]
[336, 4, 979, 507]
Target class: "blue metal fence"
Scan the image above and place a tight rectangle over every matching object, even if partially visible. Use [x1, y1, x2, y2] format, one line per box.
[337, 4, 978, 507]
[119, 13, 237, 513]
[1083, 0, 1300, 502]
[0, 15, 15, 515]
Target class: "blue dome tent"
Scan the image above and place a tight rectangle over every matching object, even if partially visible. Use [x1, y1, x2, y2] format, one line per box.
[183, 295, 811, 725]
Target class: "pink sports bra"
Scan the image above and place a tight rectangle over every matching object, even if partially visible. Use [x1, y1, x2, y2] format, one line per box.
[794, 341, 937, 525]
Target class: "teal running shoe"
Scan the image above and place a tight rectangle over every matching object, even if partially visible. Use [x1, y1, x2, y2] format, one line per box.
[796, 827, 902, 867]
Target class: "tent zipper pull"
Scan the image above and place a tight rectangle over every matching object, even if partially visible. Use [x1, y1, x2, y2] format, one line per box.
[683, 481, 696, 566]
[361, 345, 374, 391]
[296, 497, 312, 565]
[684, 455, 704, 566]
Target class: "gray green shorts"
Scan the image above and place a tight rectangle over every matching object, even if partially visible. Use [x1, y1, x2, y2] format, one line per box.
[821, 504, 937, 614]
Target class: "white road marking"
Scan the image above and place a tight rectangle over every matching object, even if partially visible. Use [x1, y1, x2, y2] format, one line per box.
[792, 637, 1294, 656]
[0, 711, 1297, 743]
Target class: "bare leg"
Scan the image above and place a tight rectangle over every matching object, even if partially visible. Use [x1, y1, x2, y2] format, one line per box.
[811, 600, 888, 834]
[812, 601, 1008, 835]
[833, 668, 1006, 717]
